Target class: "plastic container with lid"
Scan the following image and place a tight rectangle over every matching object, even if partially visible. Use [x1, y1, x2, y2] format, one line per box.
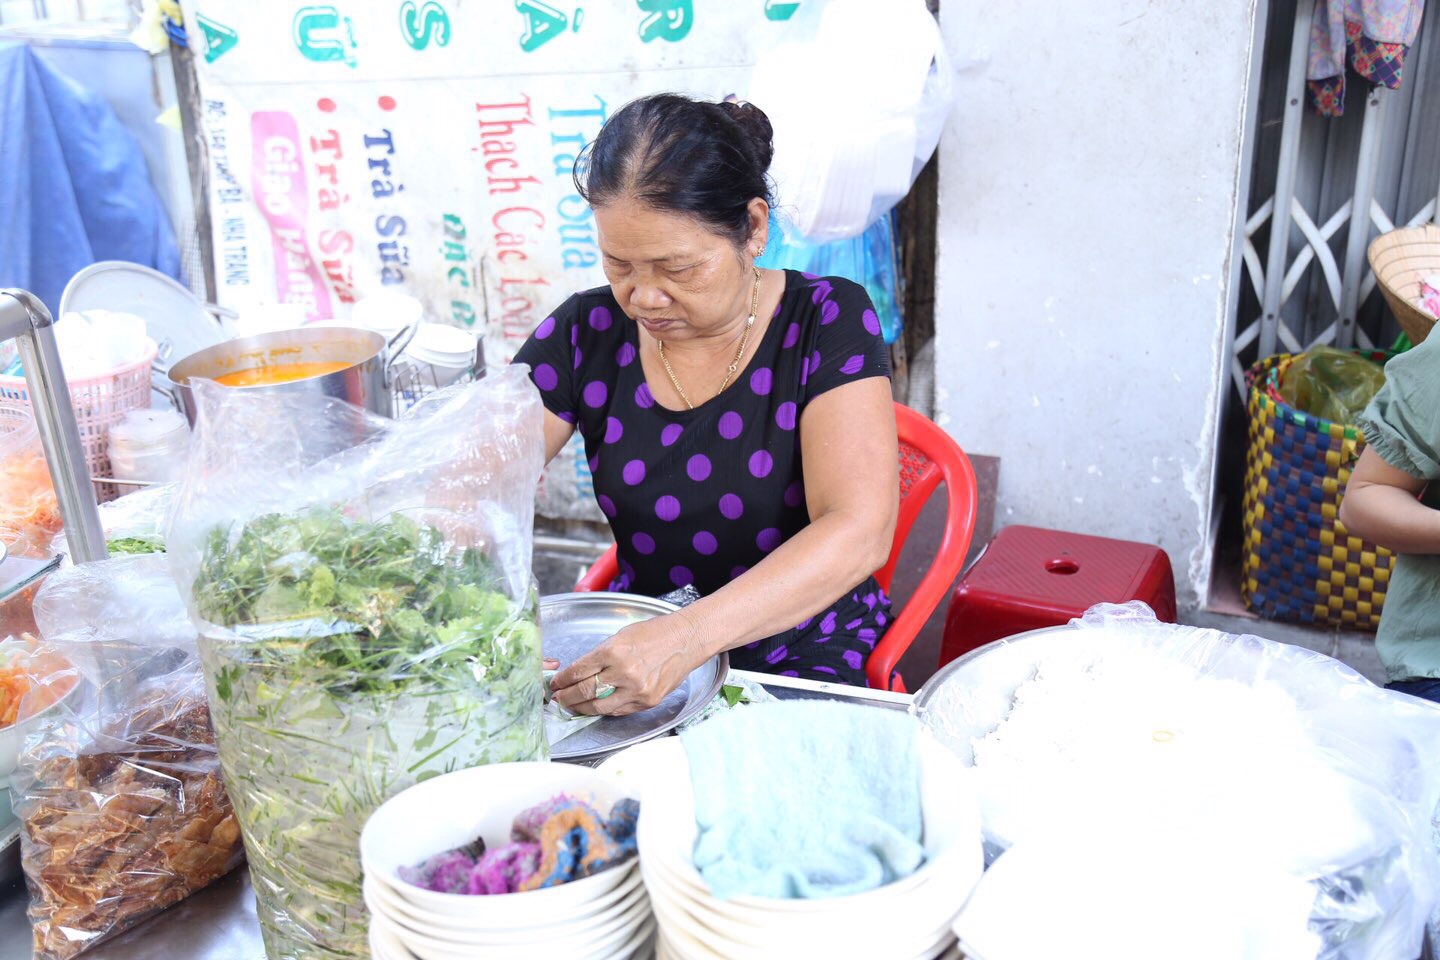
[107, 409, 190, 484]
[405, 323, 479, 387]
[348, 290, 424, 341]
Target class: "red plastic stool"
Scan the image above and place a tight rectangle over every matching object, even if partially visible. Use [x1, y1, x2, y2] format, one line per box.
[939, 525, 1177, 668]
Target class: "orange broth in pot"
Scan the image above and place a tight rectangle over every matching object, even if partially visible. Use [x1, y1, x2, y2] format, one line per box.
[211, 361, 353, 387]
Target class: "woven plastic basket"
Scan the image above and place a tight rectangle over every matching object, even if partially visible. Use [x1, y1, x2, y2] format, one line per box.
[1368, 225, 1440, 345]
[1241, 353, 1395, 629]
[0, 340, 157, 502]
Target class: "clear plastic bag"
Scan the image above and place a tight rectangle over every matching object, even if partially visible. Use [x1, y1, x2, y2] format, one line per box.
[0, 403, 65, 641]
[0, 403, 63, 561]
[757, 211, 903, 344]
[52, 482, 175, 560]
[917, 602, 1440, 960]
[1278, 346, 1387, 425]
[167, 367, 548, 959]
[750, 0, 953, 240]
[15, 554, 244, 960]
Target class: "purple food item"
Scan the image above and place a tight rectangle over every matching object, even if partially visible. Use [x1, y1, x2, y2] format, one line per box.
[399, 793, 640, 896]
[466, 842, 542, 895]
[518, 796, 640, 892]
[399, 848, 481, 895]
[510, 793, 569, 842]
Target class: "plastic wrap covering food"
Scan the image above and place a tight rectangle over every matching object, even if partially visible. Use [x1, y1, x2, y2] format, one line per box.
[0, 403, 63, 561]
[0, 403, 66, 638]
[167, 368, 548, 959]
[917, 602, 1440, 960]
[52, 483, 175, 560]
[15, 555, 244, 960]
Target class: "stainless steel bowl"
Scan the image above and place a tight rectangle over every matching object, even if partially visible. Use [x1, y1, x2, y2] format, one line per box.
[166, 326, 408, 422]
[540, 592, 728, 764]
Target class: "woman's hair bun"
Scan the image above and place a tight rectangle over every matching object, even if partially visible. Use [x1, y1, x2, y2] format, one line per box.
[575, 93, 775, 247]
[719, 100, 774, 173]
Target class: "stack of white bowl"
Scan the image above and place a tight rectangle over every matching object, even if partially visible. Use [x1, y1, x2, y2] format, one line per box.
[360, 762, 654, 960]
[611, 736, 981, 960]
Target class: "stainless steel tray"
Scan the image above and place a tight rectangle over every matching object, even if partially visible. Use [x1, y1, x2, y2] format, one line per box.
[540, 592, 727, 763]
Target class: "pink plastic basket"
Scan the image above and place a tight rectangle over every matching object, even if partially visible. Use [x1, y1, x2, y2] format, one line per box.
[0, 340, 158, 502]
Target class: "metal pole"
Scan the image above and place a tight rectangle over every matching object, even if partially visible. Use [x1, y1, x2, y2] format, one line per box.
[1337, 87, 1390, 348]
[0, 291, 107, 564]
[1259, 0, 1316, 358]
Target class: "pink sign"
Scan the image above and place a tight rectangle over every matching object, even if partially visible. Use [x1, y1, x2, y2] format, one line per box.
[250, 111, 334, 322]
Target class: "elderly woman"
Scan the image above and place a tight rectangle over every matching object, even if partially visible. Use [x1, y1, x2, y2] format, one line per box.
[516, 94, 898, 715]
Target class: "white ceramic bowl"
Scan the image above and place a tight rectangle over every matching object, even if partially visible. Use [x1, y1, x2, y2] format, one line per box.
[369, 913, 416, 960]
[372, 890, 652, 960]
[645, 863, 958, 958]
[612, 915, 659, 959]
[360, 760, 638, 923]
[635, 735, 981, 913]
[595, 736, 690, 800]
[633, 733, 982, 959]
[365, 861, 642, 936]
[366, 873, 646, 948]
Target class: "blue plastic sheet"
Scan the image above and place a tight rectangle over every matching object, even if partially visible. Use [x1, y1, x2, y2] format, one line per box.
[758, 212, 903, 344]
[0, 41, 181, 315]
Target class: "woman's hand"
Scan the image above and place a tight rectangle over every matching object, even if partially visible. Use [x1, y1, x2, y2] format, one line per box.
[549, 610, 708, 716]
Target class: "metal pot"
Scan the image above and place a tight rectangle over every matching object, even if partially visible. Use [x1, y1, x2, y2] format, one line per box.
[166, 325, 412, 423]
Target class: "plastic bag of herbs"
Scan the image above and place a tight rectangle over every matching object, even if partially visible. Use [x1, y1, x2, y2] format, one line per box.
[167, 367, 547, 960]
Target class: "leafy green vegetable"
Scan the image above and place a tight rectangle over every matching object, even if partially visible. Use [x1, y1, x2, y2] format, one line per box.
[107, 536, 164, 555]
[721, 683, 751, 708]
[192, 507, 544, 959]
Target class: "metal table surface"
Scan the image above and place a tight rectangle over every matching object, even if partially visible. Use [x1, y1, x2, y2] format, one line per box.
[0, 673, 911, 960]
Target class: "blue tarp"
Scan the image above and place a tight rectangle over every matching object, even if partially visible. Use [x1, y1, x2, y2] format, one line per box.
[0, 41, 180, 315]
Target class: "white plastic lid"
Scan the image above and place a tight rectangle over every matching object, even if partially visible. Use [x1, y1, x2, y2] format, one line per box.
[408, 322, 478, 365]
[109, 408, 190, 446]
[351, 290, 423, 337]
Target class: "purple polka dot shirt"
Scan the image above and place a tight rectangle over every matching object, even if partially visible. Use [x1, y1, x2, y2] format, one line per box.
[516, 271, 892, 685]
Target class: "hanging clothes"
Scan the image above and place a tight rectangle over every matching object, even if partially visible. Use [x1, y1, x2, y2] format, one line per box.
[1307, 0, 1426, 116]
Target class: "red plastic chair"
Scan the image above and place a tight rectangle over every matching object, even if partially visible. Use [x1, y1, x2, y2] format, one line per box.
[573, 402, 978, 692]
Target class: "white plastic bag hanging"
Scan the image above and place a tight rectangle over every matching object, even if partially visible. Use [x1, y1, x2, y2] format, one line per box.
[749, 0, 954, 241]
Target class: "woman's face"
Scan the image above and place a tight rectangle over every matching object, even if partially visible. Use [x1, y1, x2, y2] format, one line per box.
[595, 197, 766, 343]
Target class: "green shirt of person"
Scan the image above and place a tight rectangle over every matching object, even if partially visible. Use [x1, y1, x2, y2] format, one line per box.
[1341, 329, 1440, 701]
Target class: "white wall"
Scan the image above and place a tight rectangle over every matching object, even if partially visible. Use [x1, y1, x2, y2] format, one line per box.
[934, 0, 1263, 609]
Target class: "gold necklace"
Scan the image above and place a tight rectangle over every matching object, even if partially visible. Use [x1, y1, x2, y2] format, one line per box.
[657, 268, 762, 411]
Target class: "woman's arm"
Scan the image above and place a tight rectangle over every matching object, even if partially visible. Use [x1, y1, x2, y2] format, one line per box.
[1338, 447, 1440, 554]
[541, 409, 576, 465]
[552, 377, 898, 714]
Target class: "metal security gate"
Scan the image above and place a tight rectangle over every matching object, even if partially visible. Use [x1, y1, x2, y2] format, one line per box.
[1233, 0, 1440, 395]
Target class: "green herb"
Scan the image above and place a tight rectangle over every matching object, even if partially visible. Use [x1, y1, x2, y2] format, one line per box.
[721, 683, 752, 708]
[107, 536, 164, 555]
[194, 509, 534, 697]
[192, 507, 544, 958]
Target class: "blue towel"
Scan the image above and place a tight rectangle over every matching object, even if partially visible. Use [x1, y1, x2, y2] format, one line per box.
[679, 700, 924, 900]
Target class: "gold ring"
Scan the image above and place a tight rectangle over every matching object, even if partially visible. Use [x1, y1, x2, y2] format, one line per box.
[595, 680, 617, 700]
